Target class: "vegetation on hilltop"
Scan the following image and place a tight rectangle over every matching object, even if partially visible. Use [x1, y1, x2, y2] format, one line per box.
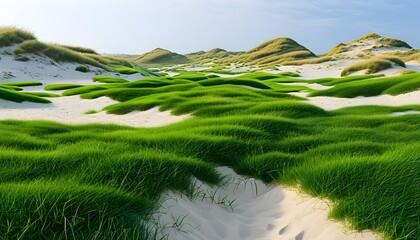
[134, 48, 190, 67]
[225, 37, 316, 66]
[186, 48, 242, 62]
[341, 56, 406, 76]
[0, 27, 36, 47]
[327, 33, 412, 56]
[58, 44, 98, 54]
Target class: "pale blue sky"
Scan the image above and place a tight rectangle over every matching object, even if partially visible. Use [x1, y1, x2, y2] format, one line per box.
[1, 0, 419, 54]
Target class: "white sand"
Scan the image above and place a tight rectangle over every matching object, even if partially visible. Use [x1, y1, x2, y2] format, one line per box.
[302, 90, 420, 110]
[390, 110, 420, 116]
[150, 167, 382, 240]
[279, 82, 331, 90]
[0, 96, 189, 127]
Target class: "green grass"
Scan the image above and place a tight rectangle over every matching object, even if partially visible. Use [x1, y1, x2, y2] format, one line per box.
[310, 73, 420, 97]
[1, 72, 419, 239]
[44, 84, 83, 91]
[2, 81, 43, 87]
[75, 65, 90, 72]
[85, 110, 98, 114]
[282, 56, 333, 65]
[341, 59, 393, 76]
[92, 75, 129, 83]
[112, 66, 140, 75]
[134, 48, 190, 68]
[0, 88, 51, 103]
[0, 27, 35, 47]
[26, 92, 61, 98]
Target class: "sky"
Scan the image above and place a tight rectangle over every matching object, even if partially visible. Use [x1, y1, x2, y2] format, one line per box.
[1, 0, 419, 54]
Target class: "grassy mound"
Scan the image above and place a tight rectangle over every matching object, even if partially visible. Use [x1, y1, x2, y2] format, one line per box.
[44, 84, 83, 91]
[310, 73, 420, 97]
[229, 38, 316, 66]
[341, 59, 393, 76]
[92, 76, 129, 83]
[186, 48, 242, 62]
[134, 48, 190, 67]
[0, 27, 35, 47]
[0, 87, 51, 103]
[58, 44, 97, 54]
[14, 40, 109, 69]
[0, 104, 419, 239]
[282, 56, 333, 66]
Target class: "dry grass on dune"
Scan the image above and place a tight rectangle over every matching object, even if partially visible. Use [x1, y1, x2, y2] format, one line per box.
[341, 56, 406, 76]
[0, 27, 36, 47]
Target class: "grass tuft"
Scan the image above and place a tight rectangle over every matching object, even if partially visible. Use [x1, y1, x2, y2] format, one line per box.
[0, 27, 36, 47]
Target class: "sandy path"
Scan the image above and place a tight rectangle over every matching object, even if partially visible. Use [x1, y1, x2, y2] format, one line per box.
[150, 167, 382, 240]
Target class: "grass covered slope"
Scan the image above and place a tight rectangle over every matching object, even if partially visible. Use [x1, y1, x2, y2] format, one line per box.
[0, 82, 51, 103]
[186, 48, 242, 62]
[225, 37, 316, 66]
[134, 48, 190, 67]
[310, 72, 420, 97]
[341, 57, 406, 76]
[0, 101, 419, 239]
[0, 27, 36, 47]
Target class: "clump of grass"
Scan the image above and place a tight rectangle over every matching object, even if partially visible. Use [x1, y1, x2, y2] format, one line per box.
[85, 110, 98, 114]
[14, 54, 30, 62]
[92, 75, 129, 83]
[14, 40, 110, 70]
[59, 44, 97, 54]
[0, 27, 36, 47]
[341, 59, 393, 76]
[0, 88, 51, 103]
[2, 81, 42, 87]
[44, 84, 83, 91]
[134, 48, 190, 67]
[112, 66, 140, 75]
[26, 92, 61, 98]
[378, 37, 412, 48]
[75, 65, 90, 72]
[282, 56, 332, 66]
[310, 72, 420, 97]
[377, 56, 406, 67]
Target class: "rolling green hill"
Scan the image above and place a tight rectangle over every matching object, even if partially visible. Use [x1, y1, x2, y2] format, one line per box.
[220, 37, 316, 66]
[186, 48, 243, 62]
[133, 48, 190, 67]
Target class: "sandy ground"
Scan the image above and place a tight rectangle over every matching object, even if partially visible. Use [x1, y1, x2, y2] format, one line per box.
[150, 167, 382, 240]
[0, 96, 189, 127]
[286, 90, 420, 110]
